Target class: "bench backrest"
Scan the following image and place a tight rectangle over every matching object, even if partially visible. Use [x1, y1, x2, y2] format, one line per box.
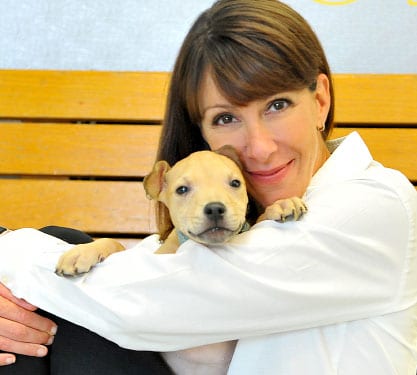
[0, 70, 416, 242]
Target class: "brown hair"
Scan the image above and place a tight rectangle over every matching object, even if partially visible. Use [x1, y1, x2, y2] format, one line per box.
[155, 0, 335, 239]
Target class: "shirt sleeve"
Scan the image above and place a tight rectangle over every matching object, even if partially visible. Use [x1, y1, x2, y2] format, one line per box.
[0, 178, 414, 351]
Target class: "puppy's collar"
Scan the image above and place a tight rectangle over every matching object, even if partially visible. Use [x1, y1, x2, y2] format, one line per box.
[177, 230, 190, 245]
[240, 221, 250, 233]
[176, 222, 250, 245]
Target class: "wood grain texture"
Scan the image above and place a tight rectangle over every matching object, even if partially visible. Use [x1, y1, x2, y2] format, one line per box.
[0, 70, 169, 122]
[0, 179, 156, 234]
[333, 74, 417, 124]
[0, 123, 160, 177]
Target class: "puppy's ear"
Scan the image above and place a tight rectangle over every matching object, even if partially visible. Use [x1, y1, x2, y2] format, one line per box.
[144, 160, 170, 200]
[215, 145, 242, 169]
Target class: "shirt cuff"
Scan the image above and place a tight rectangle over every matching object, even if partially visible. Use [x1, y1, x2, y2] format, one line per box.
[0, 228, 74, 297]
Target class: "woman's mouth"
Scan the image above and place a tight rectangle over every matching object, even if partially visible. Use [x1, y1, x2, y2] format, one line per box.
[246, 160, 294, 184]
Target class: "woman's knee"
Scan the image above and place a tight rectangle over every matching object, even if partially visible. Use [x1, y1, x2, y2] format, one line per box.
[39, 226, 93, 244]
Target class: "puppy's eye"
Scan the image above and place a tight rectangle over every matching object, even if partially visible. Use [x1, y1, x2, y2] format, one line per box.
[230, 179, 241, 188]
[176, 186, 189, 195]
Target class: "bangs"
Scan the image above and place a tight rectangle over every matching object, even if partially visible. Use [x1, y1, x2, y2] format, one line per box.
[210, 37, 314, 105]
[188, 35, 318, 125]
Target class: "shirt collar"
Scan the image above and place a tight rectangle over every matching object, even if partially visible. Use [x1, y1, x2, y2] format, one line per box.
[307, 131, 373, 191]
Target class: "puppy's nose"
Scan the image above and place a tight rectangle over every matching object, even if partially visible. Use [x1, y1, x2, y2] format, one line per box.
[204, 202, 226, 221]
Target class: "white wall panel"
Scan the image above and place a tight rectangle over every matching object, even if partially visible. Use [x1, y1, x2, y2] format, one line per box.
[0, 0, 416, 73]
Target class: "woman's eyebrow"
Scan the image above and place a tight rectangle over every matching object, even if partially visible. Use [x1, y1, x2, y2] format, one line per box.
[201, 103, 235, 115]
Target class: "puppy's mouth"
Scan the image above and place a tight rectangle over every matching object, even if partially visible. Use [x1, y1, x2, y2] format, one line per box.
[189, 227, 235, 244]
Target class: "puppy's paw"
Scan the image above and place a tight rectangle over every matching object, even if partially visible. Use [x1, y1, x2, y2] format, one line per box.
[260, 197, 307, 223]
[55, 243, 105, 276]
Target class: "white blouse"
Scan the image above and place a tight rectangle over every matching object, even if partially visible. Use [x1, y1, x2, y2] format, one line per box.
[1, 132, 417, 374]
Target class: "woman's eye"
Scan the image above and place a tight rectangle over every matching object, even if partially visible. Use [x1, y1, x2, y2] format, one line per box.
[267, 99, 291, 113]
[176, 186, 189, 195]
[213, 113, 238, 126]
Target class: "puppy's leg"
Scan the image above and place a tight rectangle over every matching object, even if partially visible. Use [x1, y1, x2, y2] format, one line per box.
[257, 197, 307, 223]
[56, 238, 125, 276]
[154, 231, 180, 254]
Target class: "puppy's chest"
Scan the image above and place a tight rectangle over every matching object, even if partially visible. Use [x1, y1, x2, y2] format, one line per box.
[161, 340, 237, 375]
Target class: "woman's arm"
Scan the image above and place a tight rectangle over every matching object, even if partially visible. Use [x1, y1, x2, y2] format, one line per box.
[0, 283, 56, 366]
[0, 177, 415, 351]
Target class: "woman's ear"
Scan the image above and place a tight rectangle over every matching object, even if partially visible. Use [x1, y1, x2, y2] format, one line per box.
[315, 73, 331, 127]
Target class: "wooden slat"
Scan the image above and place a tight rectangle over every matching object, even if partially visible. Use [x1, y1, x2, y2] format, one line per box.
[0, 179, 156, 234]
[333, 74, 417, 124]
[0, 123, 161, 177]
[331, 128, 417, 181]
[0, 71, 416, 125]
[0, 70, 170, 122]
[1, 124, 415, 180]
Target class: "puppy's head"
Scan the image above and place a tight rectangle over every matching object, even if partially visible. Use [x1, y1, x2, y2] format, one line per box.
[144, 150, 248, 245]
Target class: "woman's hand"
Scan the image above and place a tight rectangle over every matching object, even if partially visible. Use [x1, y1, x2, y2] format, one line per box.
[0, 283, 57, 366]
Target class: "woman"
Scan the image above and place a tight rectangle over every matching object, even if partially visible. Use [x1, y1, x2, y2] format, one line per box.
[1, 0, 416, 373]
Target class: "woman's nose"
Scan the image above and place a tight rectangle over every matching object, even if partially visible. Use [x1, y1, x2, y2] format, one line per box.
[245, 121, 277, 162]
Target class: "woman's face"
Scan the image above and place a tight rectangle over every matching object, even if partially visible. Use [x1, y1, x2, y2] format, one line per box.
[199, 73, 331, 207]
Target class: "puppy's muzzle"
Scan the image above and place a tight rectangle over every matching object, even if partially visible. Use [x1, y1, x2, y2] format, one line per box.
[188, 201, 241, 244]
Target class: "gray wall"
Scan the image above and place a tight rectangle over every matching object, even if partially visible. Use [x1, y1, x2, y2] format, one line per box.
[0, 0, 416, 73]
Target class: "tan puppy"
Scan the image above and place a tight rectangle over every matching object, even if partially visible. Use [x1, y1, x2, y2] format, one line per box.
[144, 149, 249, 254]
[56, 148, 306, 274]
[55, 148, 306, 375]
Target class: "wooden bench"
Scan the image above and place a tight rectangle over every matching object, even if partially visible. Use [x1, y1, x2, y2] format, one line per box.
[0, 70, 416, 245]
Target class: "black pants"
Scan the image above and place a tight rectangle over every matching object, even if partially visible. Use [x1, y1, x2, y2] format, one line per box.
[1, 226, 173, 375]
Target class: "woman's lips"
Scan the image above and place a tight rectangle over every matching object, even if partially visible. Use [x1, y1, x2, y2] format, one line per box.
[246, 160, 294, 184]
